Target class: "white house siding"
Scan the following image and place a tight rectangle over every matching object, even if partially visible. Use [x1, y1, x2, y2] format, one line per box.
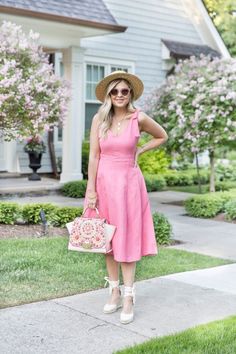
[16, 0, 211, 174]
[81, 0, 204, 100]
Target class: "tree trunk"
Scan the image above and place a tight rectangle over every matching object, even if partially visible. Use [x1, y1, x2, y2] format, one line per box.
[48, 128, 59, 179]
[209, 150, 215, 192]
[195, 152, 202, 194]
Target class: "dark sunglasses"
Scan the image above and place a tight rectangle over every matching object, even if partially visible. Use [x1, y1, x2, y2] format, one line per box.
[110, 88, 130, 96]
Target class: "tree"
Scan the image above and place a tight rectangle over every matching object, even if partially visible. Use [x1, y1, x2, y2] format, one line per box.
[204, 0, 236, 56]
[0, 21, 70, 141]
[144, 54, 236, 192]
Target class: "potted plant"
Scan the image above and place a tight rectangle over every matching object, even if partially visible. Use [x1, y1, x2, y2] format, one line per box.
[0, 21, 70, 178]
[24, 135, 46, 180]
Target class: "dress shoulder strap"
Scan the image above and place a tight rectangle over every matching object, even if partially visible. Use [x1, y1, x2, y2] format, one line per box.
[132, 108, 141, 137]
[132, 108, 141, 119]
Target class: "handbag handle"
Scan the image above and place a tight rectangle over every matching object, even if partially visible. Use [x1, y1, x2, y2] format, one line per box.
[82, 206, 100, 217]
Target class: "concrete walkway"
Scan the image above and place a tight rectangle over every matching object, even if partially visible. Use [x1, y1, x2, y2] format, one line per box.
[149, 192, 236, 261]
[0, 176, 61, 197]
[1, 264, 236, 354]
[1, 190, 236, 353]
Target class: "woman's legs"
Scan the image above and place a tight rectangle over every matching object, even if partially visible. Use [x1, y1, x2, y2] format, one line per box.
[120, 261, 136, 313]
[105, 254, 120, 304]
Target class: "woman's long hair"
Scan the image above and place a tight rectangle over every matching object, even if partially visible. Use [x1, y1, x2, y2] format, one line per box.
[97, 79, 136, 139]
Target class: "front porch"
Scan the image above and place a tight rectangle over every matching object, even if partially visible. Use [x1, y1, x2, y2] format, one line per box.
[0, 174, 62, 198]
[0, 2, 126, 183]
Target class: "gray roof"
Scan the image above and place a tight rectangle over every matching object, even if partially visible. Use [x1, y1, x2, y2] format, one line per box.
[0, 0, 125, 31]
[162, 39, 221, 59]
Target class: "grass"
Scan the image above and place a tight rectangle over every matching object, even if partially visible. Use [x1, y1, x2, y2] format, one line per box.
[166, 184, 211, 194]
[166, 184, 236, 194]
[0, 236, 233, 308]
[115, 315, 236, 354]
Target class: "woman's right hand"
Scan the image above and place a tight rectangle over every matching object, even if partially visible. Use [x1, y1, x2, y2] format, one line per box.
[86, 192, 98, 209]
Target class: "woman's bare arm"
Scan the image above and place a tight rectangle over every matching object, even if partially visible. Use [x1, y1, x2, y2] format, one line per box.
[133, 111, 168, 168]
[138, 111, 168, 154]
[86, 113, 101, 195]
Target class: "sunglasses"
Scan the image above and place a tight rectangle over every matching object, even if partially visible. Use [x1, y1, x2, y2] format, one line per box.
[110, 88, 131, 96]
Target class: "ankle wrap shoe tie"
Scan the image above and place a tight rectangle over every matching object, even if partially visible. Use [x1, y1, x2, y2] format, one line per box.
[120, 285, 135, 324]
[103, 276, 122, 314]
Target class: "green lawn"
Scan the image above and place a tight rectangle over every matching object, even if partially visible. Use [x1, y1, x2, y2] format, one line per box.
[166, 184, 210, 194]
[0, 236, 232, 308]
[115, 315, 236, 354]
[166, 184, 236, 194]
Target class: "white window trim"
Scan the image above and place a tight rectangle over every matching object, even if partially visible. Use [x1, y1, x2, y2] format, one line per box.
[84, 56, 135, 104]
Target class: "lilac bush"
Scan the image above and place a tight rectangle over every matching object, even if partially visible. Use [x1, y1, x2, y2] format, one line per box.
[0, 21, 70, 141]
[144, 54, 236, 192]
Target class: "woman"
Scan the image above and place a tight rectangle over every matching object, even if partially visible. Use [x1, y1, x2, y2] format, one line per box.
[83, 71, 168, 324]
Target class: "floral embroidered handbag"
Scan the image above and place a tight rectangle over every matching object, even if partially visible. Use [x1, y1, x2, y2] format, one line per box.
[66, 206, 116, 254]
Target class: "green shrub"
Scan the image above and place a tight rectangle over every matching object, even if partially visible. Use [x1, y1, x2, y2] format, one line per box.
[50, 206, 83, 227]
[61, 180, 87, 198]
[0, 202, 21, 224]
[161, 171, 180, 186]
[137, 134, 171, 174]
[190, 170, 209, 185]
[225, 199, 236, 221]
[216, 164, 236, 181]
[82, 139, 90, 180]
[144, 174, 166, 192]
[1, 202, 84, 226]
[161, 171, 193, 186]
[184, 192, 234, 218]
[152, 212, 173, 245]
[215, 180, 236, 191]
[22, 203, 56, 224]
[159, 169, 209, 187]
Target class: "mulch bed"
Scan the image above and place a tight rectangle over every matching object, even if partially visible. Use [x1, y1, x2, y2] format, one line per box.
[0, 212, 234, 240]
[0, 224, 68, 239]
[212, 213, 236, 224]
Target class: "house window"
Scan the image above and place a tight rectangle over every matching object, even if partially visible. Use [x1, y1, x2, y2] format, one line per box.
[111, 66, 128, 72]
[86, 64, 105, 101]
[85, 63, 130, 133]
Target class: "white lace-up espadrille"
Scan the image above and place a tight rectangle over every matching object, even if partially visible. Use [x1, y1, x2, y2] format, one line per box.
[120, 285, 135, 324]
[103, 276, 123, 314]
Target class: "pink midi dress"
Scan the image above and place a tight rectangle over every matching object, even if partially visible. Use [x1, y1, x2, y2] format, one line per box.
[84, 108, 158, 262]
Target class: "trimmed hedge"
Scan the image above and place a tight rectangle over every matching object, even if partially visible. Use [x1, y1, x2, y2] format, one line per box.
[22, 203, 57, 224]
[153, 212, 173, 245]
[0, 202, 83, 227]
[225, 199, 236, 221]
[144, 174, 166, 192]
[184, 191, 236, 218]
[159, 169, 210, 187]
[61, 169, 236, 198]
[0, 202, 173, 245]
[61, 180, 87, 198]
[49, 206, 82, 227]
[0, 202, 21, 224]
[61, 175, 167, 198]
[215, 180, 236, 191]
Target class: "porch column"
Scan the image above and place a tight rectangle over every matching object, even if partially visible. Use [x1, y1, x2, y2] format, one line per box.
[5, 141, 20, 172]
[60, 46, 85, 183]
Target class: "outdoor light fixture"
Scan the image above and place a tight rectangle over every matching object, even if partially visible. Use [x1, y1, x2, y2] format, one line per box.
[39, 209, 48, 236]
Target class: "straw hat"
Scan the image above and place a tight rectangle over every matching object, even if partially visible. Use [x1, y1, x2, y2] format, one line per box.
[95, 70, 144, 102]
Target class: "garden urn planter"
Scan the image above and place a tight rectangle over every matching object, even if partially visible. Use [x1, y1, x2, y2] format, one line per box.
[28, 152, 42, 181]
